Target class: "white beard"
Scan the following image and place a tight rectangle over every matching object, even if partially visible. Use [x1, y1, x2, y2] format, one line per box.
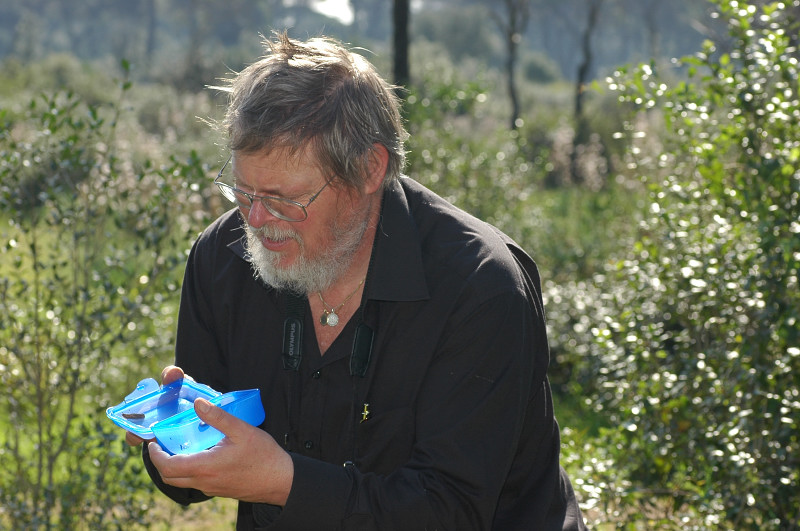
[243, 210, 369, 295]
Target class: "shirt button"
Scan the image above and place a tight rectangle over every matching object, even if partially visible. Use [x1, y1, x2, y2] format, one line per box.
[304, 440, 314, 450]
[312, 371, 321, 379]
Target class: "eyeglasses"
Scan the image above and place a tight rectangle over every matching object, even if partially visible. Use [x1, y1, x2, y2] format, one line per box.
[214, 156, 331, 222]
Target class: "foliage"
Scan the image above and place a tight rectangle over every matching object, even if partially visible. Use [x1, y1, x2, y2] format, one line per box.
[0, 69, 209, 528]
[5, 3, 785, 529]
[403, 53, 642, 287]
[0, 53, 122, 110]
[405, 65, 535, 230]
[552, 1, 800, 527]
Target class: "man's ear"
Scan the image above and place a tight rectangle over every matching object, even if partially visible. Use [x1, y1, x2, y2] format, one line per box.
[364, 143, 389, 195]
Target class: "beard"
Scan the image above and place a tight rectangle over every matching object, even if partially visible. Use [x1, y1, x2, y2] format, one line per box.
[243, 209, 369, 295]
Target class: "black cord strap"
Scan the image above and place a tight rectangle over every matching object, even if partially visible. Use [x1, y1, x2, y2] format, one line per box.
[282, 293, 305, 371]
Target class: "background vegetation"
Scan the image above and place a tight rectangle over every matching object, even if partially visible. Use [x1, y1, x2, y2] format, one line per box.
[1, 0, 798, 529]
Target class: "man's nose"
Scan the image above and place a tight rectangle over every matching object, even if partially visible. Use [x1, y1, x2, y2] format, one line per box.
[245, 200, 280, 228]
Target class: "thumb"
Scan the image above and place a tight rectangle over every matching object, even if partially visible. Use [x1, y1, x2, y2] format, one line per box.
[194, 398, 248, 440]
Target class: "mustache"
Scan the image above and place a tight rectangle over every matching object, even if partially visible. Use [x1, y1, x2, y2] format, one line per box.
[247, 224, 303, 246]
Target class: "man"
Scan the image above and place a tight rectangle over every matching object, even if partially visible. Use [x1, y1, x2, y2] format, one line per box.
[128, 32, 586, 530]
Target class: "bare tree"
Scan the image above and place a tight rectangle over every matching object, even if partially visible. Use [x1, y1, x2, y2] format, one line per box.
[393, 0, 410, 88]
[563, 0, 604, 186]
[641, 0, 661, 60]
[491, 0, 531, 130]
[574, 0, 602, 137]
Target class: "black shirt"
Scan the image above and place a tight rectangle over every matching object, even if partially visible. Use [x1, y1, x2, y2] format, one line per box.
[144, 176, 585, 530]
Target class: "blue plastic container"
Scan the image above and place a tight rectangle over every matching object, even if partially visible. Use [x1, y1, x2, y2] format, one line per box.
[106, 378, 265, 455]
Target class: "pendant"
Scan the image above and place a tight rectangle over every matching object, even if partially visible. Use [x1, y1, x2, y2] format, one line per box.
[320, 309, 339, 327]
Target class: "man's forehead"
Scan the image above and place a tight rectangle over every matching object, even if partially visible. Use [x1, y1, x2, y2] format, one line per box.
[232, 146, 319, 173]
[231, 148, 323, 190]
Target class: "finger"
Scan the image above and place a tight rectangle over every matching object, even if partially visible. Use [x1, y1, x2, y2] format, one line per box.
[147, 441, 209, 490]
[193, 398, 250, 441]
[126, 431, 145, 446]
[147, 441, 166, 466]
[160, 365, 185, 385]
[147, 442, 186, 484]
[126, 430, 156, 445]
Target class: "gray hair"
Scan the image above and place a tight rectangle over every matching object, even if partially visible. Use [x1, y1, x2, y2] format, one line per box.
[219, 31, 408, 190]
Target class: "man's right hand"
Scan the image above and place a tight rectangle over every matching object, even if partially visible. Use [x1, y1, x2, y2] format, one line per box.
[124, 365, 186, 446]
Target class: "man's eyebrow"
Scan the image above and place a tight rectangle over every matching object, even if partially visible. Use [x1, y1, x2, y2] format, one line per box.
[234, 174, 314, 200]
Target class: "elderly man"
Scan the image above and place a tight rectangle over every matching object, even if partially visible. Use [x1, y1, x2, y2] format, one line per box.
[129, 31, 586, 530]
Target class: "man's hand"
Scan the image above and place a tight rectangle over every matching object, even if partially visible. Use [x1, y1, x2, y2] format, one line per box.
[146, 397, 294, 506]
[125, 365, 186, 447]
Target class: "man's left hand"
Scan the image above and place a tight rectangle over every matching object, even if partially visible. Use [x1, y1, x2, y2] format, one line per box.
[147, 398, 294, 506]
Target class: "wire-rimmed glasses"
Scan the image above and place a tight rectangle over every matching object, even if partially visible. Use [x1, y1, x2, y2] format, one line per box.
[214, 156, 330, 222]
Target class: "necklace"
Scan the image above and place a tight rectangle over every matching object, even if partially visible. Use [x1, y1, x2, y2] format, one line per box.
[317, 278, 365, 327]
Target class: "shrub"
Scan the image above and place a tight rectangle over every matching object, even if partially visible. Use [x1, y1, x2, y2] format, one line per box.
[0, 72, 208, 528]
[554, 1, 800, 527]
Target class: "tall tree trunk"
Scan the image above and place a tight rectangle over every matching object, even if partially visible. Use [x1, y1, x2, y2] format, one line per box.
[393, 0, 410, 89]
[574, 0, 602, 140]
[184, 0, 204, 90]
[506, 19, 521, 130]
[492, 0, 530, 131]
[572, 0, 603, 184]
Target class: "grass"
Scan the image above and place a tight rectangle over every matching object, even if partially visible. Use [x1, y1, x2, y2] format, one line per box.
[150, 496, 238, 530]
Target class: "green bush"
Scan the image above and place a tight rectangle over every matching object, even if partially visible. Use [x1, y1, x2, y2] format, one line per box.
[0, 74, 208, 528]
[554, 1, 799, 527]
[404, 58, 642, 283]
[0, 54, 121, 108]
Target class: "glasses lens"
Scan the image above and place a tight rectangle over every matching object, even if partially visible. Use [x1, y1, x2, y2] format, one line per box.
[262, 199, 307, 222]
[216, 157, 310, 222]
[231, 189, 254, 208]
[217, 182, 252, 208]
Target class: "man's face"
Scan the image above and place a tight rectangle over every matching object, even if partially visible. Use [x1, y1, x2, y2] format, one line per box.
[232, 149, 370, 294]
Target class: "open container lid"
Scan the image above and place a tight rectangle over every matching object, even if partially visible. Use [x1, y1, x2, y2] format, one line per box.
[106, 378, 264, 455]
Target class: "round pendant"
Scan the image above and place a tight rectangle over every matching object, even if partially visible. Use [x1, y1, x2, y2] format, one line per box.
[325, 311, 340, 327]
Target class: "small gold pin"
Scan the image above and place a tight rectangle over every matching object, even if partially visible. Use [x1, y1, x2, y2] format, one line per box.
[360, 403, 370, 423]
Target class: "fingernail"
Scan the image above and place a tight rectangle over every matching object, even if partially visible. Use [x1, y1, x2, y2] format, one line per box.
[195, 398, 211, 414]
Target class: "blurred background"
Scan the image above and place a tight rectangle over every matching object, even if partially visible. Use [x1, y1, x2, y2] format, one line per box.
[1, 1, 798, 529]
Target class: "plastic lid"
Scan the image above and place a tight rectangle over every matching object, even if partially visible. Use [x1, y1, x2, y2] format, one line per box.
[106, 378, 264, 454]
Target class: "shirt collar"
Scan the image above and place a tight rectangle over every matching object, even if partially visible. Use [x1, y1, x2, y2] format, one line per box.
[226, 213, 248, 261]
[226, 176, 430, 303]
[367, 176, 429, 302]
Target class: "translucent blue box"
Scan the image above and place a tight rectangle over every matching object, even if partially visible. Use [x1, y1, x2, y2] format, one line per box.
[106, 378, 265, 455]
